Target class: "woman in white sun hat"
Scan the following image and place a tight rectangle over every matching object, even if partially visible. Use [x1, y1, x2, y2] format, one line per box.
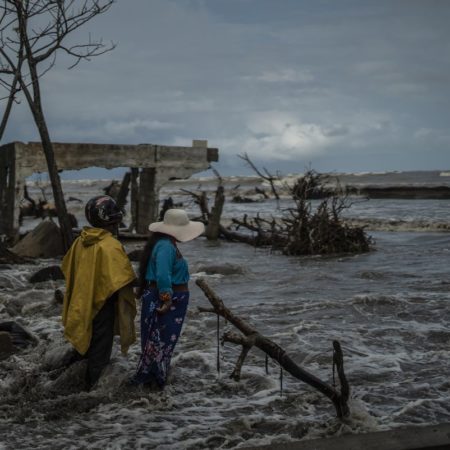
[130, 209, 204, 388]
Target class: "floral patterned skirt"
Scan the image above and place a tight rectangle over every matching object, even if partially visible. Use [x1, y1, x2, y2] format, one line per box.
[132, 288, 189, 387]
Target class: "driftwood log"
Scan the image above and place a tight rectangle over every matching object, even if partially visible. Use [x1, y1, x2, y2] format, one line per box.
[196, 278, 350, 418]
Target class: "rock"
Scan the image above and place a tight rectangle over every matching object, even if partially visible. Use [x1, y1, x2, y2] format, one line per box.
[11, 220, 64, 258]
[30, 265, 64, 283]
[195, 262, 247, 276]
[0, 331, 14, 359]
[41, 342, 78, 371]
[54, 289, 64, 304]
[0, 242, 31, 264]
[0, 321, 38, 348]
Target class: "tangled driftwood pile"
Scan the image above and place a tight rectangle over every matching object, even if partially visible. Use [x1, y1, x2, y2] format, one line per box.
[186, 156, 373, 256]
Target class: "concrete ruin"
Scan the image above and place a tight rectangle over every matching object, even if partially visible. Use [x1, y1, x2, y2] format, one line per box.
[0, 140, 218, 239]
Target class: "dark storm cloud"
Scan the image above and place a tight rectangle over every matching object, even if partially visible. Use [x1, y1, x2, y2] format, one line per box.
[2, 0, 449, 174]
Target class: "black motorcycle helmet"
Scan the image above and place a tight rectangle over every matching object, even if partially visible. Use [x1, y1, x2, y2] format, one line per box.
[85, 195, 123, 228]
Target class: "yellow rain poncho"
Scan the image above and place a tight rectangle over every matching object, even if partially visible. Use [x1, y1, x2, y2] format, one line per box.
[62, 227, 137, 355]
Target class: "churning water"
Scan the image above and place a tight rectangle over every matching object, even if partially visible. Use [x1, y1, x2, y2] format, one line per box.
[0, 174, 449, 449]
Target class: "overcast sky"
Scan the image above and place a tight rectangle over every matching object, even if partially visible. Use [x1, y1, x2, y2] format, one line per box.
[2, 0, 450, 176]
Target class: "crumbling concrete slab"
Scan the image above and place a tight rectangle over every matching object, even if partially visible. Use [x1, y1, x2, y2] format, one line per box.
[0, 140, 219, 239]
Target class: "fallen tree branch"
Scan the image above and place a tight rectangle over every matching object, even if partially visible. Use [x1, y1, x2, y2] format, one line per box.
[222, 331, 256, 381]
[218, 225, 259, 246]
[196, 278, 350, 418]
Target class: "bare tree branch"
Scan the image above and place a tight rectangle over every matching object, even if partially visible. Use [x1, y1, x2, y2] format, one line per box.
[0, 36, 23, 139]
[238, 152, 280, 201]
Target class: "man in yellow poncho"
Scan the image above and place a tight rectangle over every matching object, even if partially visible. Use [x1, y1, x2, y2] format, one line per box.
[62, 195, 136, 389]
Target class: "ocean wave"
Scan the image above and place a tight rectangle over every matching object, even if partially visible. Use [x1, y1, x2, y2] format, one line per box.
[344, 218, 450, 232]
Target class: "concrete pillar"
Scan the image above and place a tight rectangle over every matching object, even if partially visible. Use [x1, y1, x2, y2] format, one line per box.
[129, 168, 139, 232]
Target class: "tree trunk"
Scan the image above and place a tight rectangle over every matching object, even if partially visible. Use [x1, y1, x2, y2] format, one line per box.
[25, 69, 73, 249]
[15, 2, 73, 251]
[0, 82, 17, 140]
[0, 42, 24, 141]
[35, 114, 74, 251]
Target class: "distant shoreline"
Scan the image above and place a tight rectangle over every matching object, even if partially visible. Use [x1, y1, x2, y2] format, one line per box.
[25, 170, 450, 199]
[345, 185, 450, 199]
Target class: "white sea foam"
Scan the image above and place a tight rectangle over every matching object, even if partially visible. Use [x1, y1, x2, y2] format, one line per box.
[1, 180, 450, 448]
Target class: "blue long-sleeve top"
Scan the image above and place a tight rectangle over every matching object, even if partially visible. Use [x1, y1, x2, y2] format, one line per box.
[145, 237, 189, 295]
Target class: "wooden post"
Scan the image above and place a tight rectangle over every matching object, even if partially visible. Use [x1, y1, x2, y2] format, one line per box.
[129, 168, 139, 233]
[116, 171, 131, 211]
[205, 185, 225, 240]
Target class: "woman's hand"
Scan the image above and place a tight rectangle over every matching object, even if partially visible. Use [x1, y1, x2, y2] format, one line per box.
[157, 291, 172, 314]
[156, 300, 172, 315]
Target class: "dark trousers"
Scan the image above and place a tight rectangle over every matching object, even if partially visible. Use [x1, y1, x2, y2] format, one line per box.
[85, 294, 117, 388]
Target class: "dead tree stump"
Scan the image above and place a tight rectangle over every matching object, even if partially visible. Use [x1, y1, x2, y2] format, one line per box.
[205, 185, 225, 241]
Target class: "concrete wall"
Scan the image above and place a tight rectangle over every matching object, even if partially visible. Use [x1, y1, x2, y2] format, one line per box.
[0, 140, 218, 239]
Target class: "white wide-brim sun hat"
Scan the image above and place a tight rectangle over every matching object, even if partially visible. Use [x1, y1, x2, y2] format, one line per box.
[148, 209, 205, 242]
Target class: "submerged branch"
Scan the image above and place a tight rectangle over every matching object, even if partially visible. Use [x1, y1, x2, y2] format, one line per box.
[196, 278, 351, 418]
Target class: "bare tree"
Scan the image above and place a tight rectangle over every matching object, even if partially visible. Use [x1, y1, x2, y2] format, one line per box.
[0, 0, 115, 250]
